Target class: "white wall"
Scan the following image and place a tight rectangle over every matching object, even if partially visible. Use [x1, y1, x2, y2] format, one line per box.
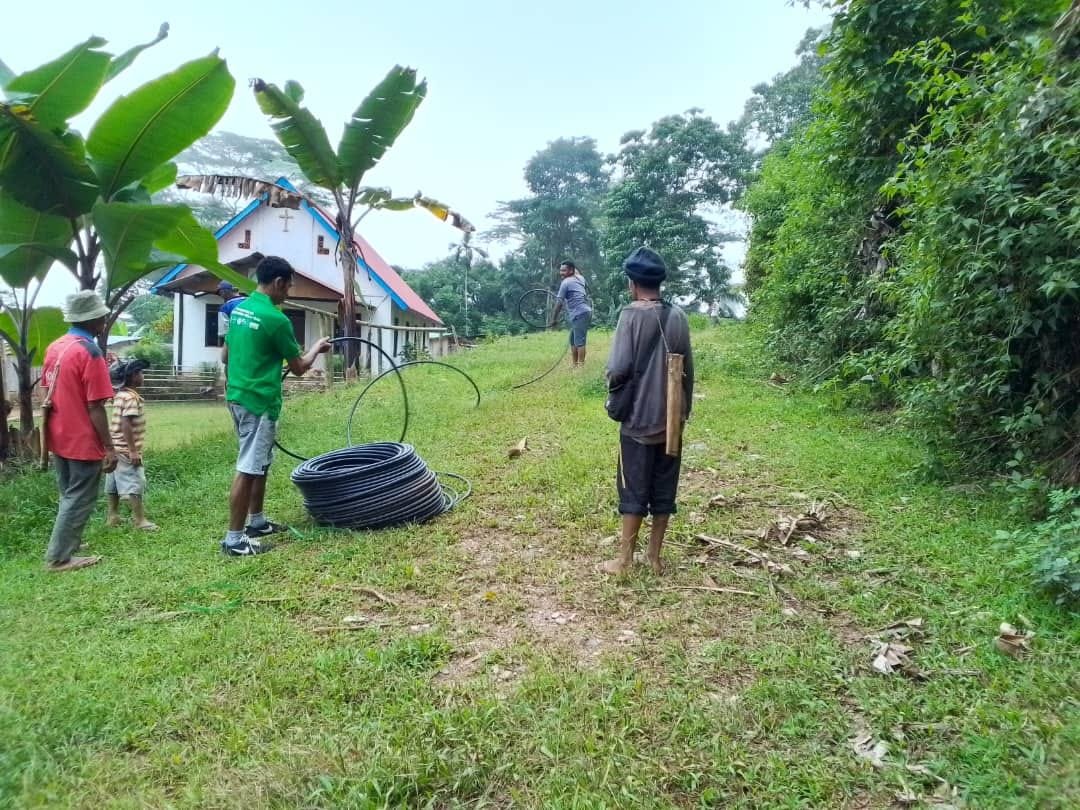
[298, 301, 335, 374]
[1, 353, 16, 396]
[175, 293, 223, 369]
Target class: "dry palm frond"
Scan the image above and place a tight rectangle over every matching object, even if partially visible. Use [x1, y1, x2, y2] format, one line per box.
[175, 174, 305, 209]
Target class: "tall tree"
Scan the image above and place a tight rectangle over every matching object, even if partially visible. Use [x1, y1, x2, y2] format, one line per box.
[737, 27, 827, 155]
[0, 30, 240, 446]
[491, 137, 607, 290]
[601, 110, 747, 314]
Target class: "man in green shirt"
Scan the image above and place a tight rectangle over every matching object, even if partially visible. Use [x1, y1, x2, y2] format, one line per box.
[221, 256, 330, 556]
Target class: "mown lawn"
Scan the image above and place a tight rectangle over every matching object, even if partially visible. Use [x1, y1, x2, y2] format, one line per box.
[0, 324, 1076, 808]
[139, 401, 234, 451]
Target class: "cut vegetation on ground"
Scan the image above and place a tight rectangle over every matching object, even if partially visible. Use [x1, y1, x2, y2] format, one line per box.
[0, 324, 1076, 808]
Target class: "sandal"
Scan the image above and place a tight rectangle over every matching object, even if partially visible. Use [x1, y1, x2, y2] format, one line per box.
[46, 555, 102, 573]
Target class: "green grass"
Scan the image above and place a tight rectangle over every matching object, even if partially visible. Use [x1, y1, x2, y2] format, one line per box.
[142, 401, 234, 450]
[0, 324, 1076, 808]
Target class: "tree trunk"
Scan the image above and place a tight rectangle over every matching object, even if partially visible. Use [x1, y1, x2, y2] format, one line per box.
[0, 344, 9, 461]
[341, 252, 358, 377]
[16, 354, 35, 453]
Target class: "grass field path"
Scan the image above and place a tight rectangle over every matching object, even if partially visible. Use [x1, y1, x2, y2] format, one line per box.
[0, 325, 1076, 808]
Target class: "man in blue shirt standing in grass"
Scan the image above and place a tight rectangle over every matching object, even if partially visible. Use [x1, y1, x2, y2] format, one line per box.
[548, 260, 592, 367]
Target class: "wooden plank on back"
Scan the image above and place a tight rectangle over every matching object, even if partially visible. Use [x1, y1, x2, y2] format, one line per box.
[666, 353, 684, 457]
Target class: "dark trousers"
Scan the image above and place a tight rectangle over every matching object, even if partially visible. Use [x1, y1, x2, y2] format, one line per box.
[46, 457, 102, 563]
[616, 434, 681, 516]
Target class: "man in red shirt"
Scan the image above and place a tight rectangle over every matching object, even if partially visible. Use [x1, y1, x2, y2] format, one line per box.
[41, 291, 118, 572]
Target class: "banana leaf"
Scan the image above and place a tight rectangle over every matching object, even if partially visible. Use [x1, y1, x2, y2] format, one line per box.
[252, 79, 339, 191]
[338, 66, 427, 191]
[88, 53, 234, 198]
[5, 37, 111, 129]
[0, 192, 73, 286]
[0, 103, 99, 216]
[0, 306, 66, 362]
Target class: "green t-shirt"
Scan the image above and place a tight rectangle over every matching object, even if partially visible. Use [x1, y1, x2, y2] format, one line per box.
[225, 291, 301, 420]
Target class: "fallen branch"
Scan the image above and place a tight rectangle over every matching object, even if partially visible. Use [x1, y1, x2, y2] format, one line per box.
[352, 587, 397, 607]
[310, 624, 369, 634]
[656, 586, 759, 597]
[331, 585, 398, 606]
[695, 534, 794, 577]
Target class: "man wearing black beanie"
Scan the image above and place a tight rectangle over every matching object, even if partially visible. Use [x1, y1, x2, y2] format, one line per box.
[602, 247, 694, 575]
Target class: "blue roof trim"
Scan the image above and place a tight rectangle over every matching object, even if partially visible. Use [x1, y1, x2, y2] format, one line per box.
[151, 193, 267, 293]
[151, 177, 410, 312]
[303, 201, 408, 311]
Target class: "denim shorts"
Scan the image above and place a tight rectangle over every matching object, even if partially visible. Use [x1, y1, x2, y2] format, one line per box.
[105, 457, 146, 497]
[569, 312, 591, 347]
[229, 403, 277, 475]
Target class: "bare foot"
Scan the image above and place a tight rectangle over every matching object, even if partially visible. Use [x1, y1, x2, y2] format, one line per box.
[599, 558, 632, 576]
[135, 521, 159, 531]
[46, 556, 102, 573]
[105, 515, 122, 528]
[645, 554, 663, 575]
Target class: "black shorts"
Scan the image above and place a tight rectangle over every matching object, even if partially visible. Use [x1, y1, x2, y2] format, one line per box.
[616, 433, 681, 516]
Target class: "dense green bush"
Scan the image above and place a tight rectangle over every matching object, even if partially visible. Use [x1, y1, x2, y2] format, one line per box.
[743, 0, 1076, 600]
[124, 338, 172, 369]
[999, 488, 1080, 606]
[884, 31, 1080, 479]
[744, 0, 1076, 480]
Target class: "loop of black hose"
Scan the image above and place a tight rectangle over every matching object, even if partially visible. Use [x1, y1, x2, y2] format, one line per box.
[275, 336, 408, 461]
[347, 360, 480, 446]
[291, 442, 456, 529]
[517, 287, 556, 330]
[512, 287, 570, 390]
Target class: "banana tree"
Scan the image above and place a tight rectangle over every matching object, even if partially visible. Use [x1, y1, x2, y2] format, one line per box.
[246, 67, 472, 368]
[0, 298, 65, 452]
[0, 31, 249, 443]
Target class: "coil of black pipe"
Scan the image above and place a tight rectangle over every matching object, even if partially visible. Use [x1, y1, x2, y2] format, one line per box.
[291, 442, 465, 529]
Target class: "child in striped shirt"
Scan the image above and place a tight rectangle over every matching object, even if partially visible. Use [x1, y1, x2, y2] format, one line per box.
[105, 359, 157, 531]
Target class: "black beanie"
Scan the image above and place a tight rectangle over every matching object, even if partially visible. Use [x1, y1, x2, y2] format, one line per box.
[109, 358, 149, 387]
[622, 246, 667, 285]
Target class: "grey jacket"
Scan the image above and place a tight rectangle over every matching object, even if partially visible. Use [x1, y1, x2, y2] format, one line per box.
[605, 301, 694, 439]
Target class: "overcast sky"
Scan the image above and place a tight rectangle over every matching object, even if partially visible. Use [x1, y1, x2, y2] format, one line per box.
[4, 0, 831, 305]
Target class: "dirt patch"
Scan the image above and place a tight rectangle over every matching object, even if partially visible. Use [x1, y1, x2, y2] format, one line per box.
[295, 469, 878, 695]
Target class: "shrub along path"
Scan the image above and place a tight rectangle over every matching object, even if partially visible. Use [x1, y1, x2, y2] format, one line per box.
[0, 325, 1076, 808]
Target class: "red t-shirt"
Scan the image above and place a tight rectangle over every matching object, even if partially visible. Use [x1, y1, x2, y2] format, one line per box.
[41, 331, 115, 461]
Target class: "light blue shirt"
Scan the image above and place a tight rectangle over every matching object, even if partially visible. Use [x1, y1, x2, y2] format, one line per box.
[557, 275, 592, 321]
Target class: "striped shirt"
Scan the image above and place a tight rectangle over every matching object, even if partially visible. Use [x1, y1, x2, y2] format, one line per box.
[110, 388, 146, 455]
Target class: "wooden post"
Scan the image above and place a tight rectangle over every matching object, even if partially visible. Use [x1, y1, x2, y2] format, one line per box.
[323, 313, 334, 391]
[665, 353, 684, 457]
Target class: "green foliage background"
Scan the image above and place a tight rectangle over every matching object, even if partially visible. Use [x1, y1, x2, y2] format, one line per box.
[742, 0, 1078, 601]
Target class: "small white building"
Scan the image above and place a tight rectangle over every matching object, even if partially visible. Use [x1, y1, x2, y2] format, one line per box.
[151, 179, 446, 376]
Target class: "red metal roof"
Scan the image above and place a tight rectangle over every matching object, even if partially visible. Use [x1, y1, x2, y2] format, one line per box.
[309, 204, 442, 326]
[354, 231, 442, 325]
